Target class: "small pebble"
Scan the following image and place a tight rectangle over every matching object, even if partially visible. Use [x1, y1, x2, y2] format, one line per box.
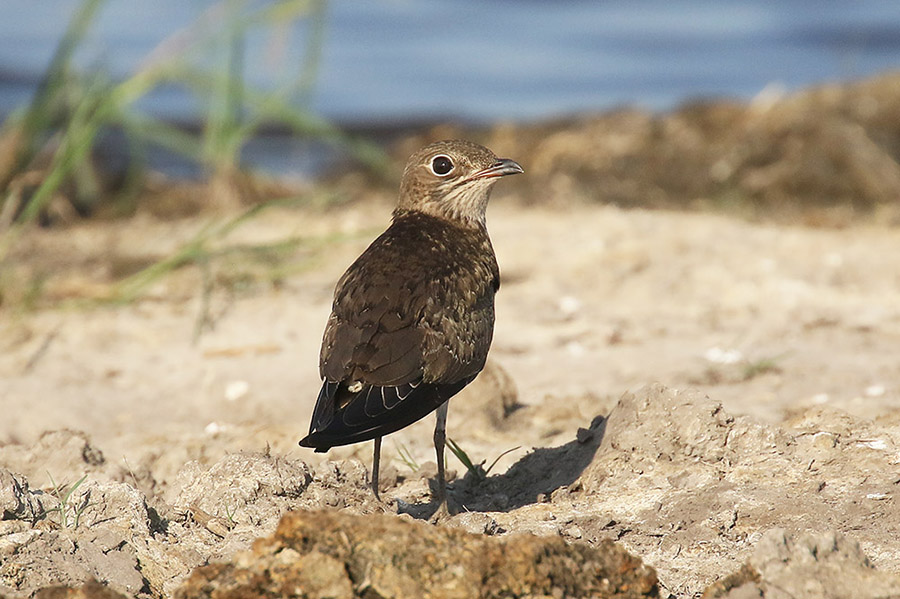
[864, 384, 886, 397]
[224, 380, 250, 402]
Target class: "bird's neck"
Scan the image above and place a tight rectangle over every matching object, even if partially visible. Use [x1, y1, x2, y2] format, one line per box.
[392, 204, 488, 231]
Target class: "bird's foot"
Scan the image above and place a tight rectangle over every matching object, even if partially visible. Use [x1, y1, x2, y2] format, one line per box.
[428, 493, 460, 523]
[429, 501, 450, 524]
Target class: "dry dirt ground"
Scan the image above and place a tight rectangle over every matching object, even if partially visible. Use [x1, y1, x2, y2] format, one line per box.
[3, 71, 900, 599]
[1, 197, 900, 598]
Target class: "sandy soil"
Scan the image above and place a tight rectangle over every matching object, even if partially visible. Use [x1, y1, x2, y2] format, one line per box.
[1, 195, 900, 597]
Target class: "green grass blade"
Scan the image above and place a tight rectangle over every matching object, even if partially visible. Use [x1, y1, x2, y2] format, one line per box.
[447, 437, 484, 480]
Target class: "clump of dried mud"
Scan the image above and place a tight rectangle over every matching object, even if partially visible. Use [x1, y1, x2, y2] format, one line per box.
[177, 509, 657, 599]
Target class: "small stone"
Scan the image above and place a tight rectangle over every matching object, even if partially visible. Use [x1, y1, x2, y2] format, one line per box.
[224, 380, 250, 402]
[576, 427, 594, 444]
[0, 469, 27, 519]
[811, 431, 837, 450]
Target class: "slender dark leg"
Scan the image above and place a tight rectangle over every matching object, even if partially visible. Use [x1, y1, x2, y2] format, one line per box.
[372, 436, 382, 500]
[433, 402, 448, 509]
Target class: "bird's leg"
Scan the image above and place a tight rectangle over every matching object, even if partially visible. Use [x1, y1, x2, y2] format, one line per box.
[433, 402, 449, 514]
[371, 436, 382, 500]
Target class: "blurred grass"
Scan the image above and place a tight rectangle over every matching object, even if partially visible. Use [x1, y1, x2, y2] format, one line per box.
[109, 199, 294, 304]
[0, 0, 389, 309]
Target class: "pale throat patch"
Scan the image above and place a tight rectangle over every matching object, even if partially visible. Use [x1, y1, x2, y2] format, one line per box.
[435, 181, 494, 225]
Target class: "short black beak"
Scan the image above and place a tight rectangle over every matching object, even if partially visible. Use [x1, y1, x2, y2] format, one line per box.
[469, 158, 524, 181]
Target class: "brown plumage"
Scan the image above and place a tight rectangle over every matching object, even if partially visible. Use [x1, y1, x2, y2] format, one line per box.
[299, 140, 523, 507]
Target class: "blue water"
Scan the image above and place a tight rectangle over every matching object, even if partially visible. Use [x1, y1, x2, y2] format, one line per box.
[3, 0, 900, 126]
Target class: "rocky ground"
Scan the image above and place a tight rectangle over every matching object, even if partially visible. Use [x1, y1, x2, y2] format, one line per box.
[2, 73, 900, 598]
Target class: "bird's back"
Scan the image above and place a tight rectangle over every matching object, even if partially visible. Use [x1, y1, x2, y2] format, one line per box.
[300, 210, 499, 450]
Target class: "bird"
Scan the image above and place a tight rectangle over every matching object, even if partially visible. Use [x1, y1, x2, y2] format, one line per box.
[299, 139, 523, 510]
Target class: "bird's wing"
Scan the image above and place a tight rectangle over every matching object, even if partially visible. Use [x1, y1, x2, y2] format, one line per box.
[300, 376, 473, 450]
[304, 217, 497, 450]
[321, 273, 427, 387]
[420, 271, 497, 383]
[320, 240, 497, 387]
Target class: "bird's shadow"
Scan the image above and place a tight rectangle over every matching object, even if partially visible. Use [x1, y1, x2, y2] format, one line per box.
[398, 414, 606, 520]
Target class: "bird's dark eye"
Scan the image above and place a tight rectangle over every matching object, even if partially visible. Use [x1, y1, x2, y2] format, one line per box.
[431, 155, 454, 176]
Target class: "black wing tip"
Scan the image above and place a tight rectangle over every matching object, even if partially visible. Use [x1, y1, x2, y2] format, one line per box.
[298, 434, 331, 453]
[300, 426, 380, 451]
[300, 378, 475, 451]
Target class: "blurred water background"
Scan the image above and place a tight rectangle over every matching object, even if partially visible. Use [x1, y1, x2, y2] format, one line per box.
[2, 0, 900, 177]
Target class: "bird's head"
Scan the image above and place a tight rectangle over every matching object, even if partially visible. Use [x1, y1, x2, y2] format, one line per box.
[396, 140, 523, 227]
